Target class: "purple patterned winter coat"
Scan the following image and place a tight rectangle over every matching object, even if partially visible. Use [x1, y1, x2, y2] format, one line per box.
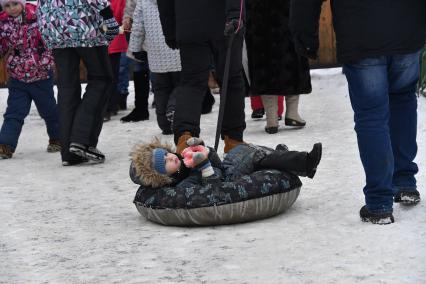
[37, 0, 110, 49]
[0, 4, 53, 83]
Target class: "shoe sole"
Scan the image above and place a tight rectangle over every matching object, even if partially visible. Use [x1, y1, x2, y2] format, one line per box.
[361, 216, 394, 225]
[69, 147, 105, 163]
[285, 118, 306, 127]
[47, 147, 61, 153]
[394, 196, 420, 205]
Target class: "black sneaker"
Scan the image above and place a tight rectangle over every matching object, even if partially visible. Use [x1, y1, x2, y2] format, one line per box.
[251, 108, 265, 119]
[394, 190, 420, 205]
[69, 142, 105, 163]
[62, 153, 88, 166]
[306, 143, 322, 178]
[360, 205, 394, 225]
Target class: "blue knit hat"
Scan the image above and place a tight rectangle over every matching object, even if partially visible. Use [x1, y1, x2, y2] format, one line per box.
[152, 148, 168, 174]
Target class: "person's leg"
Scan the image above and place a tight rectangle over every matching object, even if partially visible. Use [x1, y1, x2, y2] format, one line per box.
[253, 143, 322, 178]
[52, 48, 82, 161]
[250, 96, 265, 119]
[104, 52, 122, 120]
[121, 53, 150, 122]
[166, 71, 181, 115]
[0, 78, 32, 152]
[211, 34, 246, 149]
[30, 76, 60, 142]
[388, 50, 421, 203]
[261, 95, 279, 134]
[343, 56, 394, 215]
[73, 46, 112, 147]
[277, 96, 284, 118]
[173, 41, 211, 150]
[117, 52, 130, 109]
[285, 95, 306, 127]
[201, 88, 215, 114]
[151, 72, 173, 133]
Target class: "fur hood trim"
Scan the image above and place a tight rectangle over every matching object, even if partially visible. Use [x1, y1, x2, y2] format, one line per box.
[132, 138, 175, 188]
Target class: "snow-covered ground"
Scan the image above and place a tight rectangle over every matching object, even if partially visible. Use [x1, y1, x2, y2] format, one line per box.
[1, 68, 425, 284]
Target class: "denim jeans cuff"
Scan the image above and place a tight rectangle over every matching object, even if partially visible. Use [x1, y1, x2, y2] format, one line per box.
[366, 204, 393, 214]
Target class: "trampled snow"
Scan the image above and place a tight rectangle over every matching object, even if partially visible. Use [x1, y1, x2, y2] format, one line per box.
[1, 68, 425, 283]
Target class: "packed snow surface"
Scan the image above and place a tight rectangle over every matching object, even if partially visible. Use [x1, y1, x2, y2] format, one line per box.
[1, 68, 425, 283]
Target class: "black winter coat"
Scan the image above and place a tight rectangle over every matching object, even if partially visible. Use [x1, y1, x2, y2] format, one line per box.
[245, 0, 311, 96]
[157, 0, 242, 43]
[290, 0, 426, 63]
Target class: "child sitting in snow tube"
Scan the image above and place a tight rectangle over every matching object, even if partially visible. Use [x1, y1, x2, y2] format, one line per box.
[130, 138, 322, 226]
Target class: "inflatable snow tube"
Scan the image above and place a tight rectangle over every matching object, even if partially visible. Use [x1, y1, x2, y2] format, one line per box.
[133, 169, 302, 226]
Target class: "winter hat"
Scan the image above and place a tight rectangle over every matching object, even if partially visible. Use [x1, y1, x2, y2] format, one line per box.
[152, 148, 168, 175]
[132, 138, 175, 188]
[1, 0, 26, 8]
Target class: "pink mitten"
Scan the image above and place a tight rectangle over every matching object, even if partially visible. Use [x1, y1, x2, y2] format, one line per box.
[182, 145, 209, 168]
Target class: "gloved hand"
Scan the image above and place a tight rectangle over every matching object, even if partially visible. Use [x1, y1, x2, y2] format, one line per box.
[182, 145, 209, 168]
[186, 137, 205, 147]
[103, 18, 120, 42]
[133, 51, 147, 62]
[293, 34, 319, 60]
[100, 6, 120, 42]
[224, 18, 242, 36]
[182, 145, 215, 178]
[165, 38, 178, 50]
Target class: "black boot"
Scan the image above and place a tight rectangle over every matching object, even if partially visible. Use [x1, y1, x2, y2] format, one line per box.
[253, 143, 322, 178]
[201, 89, 215, 114]
[265, 126, 278, 134]
[118, 92, 128, 110]
[359, 206, 394, 225]
[121, 70, 150, 122]
[306, 143, 322, 178]
[394, 189, 420, 205]
[251, 108, 264, 119]
[120, 108, 149, 122]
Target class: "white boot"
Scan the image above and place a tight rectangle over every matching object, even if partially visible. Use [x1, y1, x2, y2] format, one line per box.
[285, 95, 306, 127]
[261, 95, 278, 134]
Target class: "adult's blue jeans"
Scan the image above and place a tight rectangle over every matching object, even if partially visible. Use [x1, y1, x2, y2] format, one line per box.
[0, 76, 59, 151]
[343, 50, 421, 213]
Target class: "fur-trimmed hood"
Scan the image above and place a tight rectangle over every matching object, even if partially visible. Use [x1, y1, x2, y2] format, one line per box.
[131, 138, 175, 188]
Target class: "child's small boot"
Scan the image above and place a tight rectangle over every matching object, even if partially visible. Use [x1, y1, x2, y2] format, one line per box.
[306, 143, 322, 178]
[47, 139, 61, 153]
[261, 95, 279, 134]
[176, 131, 192, 155]
[0, 144, 13, 159]
[224, 136, 245, 153]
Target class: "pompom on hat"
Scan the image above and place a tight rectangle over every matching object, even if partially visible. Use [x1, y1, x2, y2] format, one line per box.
[1, 0, 26, 8]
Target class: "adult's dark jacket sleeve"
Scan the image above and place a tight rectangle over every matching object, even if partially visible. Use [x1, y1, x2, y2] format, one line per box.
[157, 0, 176, 42]
[289, 0, 324, 59]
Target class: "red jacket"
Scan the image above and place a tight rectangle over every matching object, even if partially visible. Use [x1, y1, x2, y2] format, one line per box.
[108, 0, 128, 54]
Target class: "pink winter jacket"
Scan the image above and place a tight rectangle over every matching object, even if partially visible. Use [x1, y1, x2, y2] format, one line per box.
[0, 4, 53, 83]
